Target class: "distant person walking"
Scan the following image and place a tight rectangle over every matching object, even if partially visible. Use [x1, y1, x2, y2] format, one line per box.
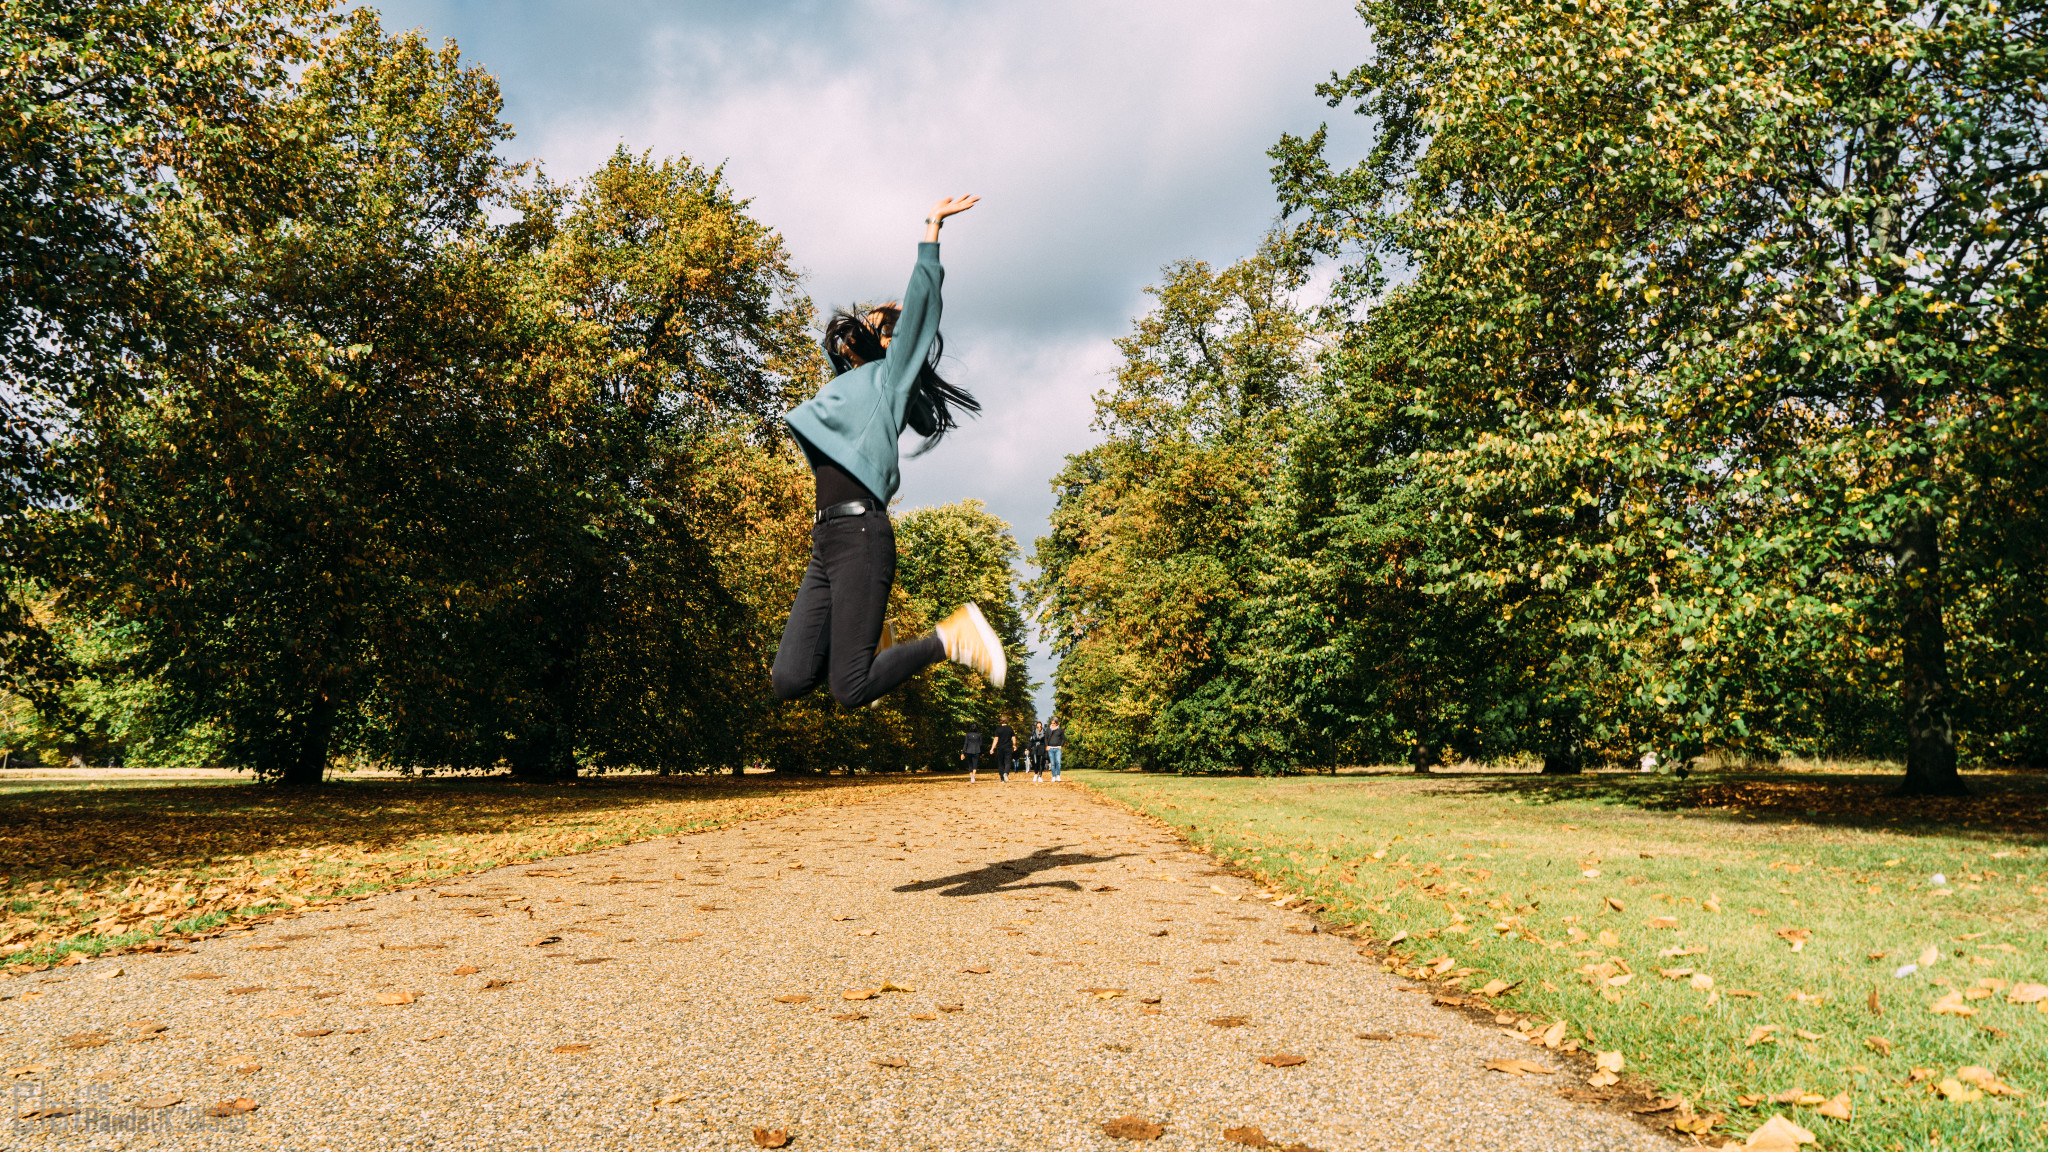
[992, 720, 1015, 782]
[1028, 722, 1048, 783]
[769, 195, 1006, 710]
[1045, 716, 1065, 780]
[962, 723, 982, 782]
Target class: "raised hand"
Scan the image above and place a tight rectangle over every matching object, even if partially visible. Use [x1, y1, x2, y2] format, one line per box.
[925, 194, 978, 241]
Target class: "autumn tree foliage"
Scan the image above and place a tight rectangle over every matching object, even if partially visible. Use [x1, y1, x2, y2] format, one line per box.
[3, 7, 1021, 779]
[1041, 0, 2047, 786]
[1029, 242, 1322, 773]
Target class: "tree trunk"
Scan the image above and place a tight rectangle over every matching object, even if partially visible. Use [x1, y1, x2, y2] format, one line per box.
[1410, 742, 1438, 774]
[279, 694, 337, 786]
[1894, 511, 1965, 796]
[1541, 739, 1583, 775]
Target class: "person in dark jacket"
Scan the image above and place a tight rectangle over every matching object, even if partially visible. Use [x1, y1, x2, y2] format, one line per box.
[1028, 722, 1048, 783]
[1044, 716, 1066, 780]
[992, 721, 1015, 782]
[961, 724, 983, 782]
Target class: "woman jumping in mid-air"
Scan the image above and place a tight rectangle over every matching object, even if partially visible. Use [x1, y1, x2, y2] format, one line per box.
[770, 195, 1005, 707]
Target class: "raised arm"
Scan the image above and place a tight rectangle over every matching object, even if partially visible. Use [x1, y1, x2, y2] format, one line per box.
[923, 194, 978, 242]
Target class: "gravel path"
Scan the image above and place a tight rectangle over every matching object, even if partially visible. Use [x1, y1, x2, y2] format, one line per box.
[2, 778, 1671, 1150]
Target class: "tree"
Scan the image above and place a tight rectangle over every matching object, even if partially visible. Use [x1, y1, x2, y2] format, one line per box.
[1029, 242, 1321, 773]
[1274, 0, 2047, 790]
[1, 0, 327, 705]
[60, 11, 542, 783]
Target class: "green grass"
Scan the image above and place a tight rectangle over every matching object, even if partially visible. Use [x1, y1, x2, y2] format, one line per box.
[1073, 767, 2048, 1151]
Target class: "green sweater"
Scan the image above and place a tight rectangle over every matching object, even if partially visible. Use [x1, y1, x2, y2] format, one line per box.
[784, 242, 944, 504]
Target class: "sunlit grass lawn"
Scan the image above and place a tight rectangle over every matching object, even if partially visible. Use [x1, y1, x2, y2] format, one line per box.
[1074, 767, 2048, 1152]
[0, 772, 935, 969]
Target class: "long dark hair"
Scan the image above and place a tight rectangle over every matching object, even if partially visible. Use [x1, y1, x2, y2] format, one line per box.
[823, 304, 979, 455]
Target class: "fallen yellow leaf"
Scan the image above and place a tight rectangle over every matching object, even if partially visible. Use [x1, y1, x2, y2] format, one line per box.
[1929, 990, 1977, 1017]
[1742, 1114, 1816, 1150]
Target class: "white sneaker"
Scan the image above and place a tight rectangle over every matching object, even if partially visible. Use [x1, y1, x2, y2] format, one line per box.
[934, 603, 1005, 688]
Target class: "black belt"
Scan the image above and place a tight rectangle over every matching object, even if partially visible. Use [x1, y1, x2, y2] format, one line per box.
[815, 499, 878, 524]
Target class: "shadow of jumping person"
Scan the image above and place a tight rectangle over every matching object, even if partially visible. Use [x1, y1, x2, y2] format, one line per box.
[892, 846, 1131, 897]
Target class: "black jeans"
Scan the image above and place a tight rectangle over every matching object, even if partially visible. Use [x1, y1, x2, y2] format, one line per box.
[995, 750, 1012, 780]
[771, 510, 945, 707]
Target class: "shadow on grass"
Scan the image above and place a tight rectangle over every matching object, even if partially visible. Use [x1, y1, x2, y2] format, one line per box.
[1396, 769, 2048, 840]
[0, 773, 947, 876]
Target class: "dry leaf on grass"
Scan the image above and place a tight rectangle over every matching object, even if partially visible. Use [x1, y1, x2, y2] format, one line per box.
[1818, 1093, 1852, 1120]
[1101, 1115, 1165, 1141]
[1740, 1114, 1815, 1151]
[1538, 1020, 1568, 1048]
[870, 1056, 907, 1068]
[205, 1098, 259, 1118]
[1775, 928, 1812, 952]
[773, 995, 811, 1004]
[1604, 897, 1624, 912]
[1673, 1112, 1723, 1135]
[1259, 1053, 1307, 1067]
[1647, 917, 1678, 930]
[1476, 979, 1518, 997]
[1486, 1058, 1554, 1076]
[134, 1094, 182, 1109]
[751, 1128, 790, 1148]
[452, 965, 481, 976]
[375, 992, 419, 1006]
[1929, 990, 1977, 1016]
[879, 981, 916, 993]
[2006, 983, 2048, 1004]
[551, 1044, 592, 1054]
[1745, 1025, 1779, 1047]
[842, 989, 878, 1001]
[1956, 1066, 2023, 1096]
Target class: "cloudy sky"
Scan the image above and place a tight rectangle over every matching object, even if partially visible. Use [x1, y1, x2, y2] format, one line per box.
[368, 0, 1372, 714]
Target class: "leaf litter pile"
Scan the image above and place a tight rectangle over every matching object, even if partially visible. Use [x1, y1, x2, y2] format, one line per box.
[0, 774, 927, 969]
[1082, 768, 2048, 1152]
